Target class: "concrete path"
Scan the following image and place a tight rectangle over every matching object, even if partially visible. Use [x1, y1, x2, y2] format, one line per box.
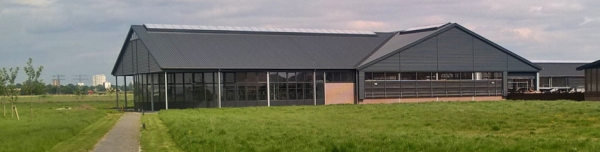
[93, 112, 141, 152]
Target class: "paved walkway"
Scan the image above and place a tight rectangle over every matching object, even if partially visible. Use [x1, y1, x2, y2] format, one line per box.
[93, 112, 141, 152]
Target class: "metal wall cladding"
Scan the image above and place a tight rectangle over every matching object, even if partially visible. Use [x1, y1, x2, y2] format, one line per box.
[508, 56, 538, 72]
[119, 40, 134, 75]
[437, 28, 474, 71]
[536, 63, 586, 77]
[132, 40, 162, 74]
[363, 27, 538, 73]
[358, 71, 365, 99]
[363, 54, 399, 71]
[400, 37, 438, 71]
[474, 39, 507, 71]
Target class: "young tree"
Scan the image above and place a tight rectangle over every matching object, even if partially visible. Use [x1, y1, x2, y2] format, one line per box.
[5, 67, 19, 120]
[0, 68, 7, 117]
[23, 58, 44, 121]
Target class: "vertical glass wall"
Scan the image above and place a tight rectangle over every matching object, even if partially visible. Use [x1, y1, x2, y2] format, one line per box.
[364, 72, 502, 98]
[133, 71, 328, 110]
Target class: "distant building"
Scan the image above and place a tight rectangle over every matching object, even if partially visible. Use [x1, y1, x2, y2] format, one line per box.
[52, 79, 60, 86]
[77, 82, 84, 86]
[92, 74, 107, 86]
[103, 82, 112, 89]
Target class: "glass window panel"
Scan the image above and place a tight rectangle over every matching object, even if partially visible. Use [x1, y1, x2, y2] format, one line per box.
[194, 73, 203, 83]
[225, 73, 235, 83]
[205, 84, 214, 101]
[258, 83, 267, 100]
[373, 72, 385, 80]
[246, 72, 257, 82]
[316, 72, 324, 82]
[193, 83, 205, 102]
[175, 73, 183, 83]
[258, 72, 267, 82]
[287, 72, 296, 82]
[247, 83, 257, 100]
[184, 73, 192, 83]
[236, 72, 246, 82]
[400, 72, 415, 80]
[461, 72, 473, 80]
[279, 72, 287, 83]
[365, 72, 373, 80]
[204, 73, 214, 83]
[269, 72, 279, 82]
[416, 72, 432, 80]
[297, 72, 305, 82]
[440, 72, 460, 80]
[384, 72, 398, 80]
[238, 85, 246, 101]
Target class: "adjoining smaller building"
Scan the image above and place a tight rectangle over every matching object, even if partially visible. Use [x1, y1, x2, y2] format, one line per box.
[577, 60, 600, 101]
[534, 61, 588, 93]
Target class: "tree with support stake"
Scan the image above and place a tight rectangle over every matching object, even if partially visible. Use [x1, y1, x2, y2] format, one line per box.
[23, 58, 44, 121]
[4, 67, 20, 120]
[0, 68, 8, 117]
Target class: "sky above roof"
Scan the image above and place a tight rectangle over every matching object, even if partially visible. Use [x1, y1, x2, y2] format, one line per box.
[1, 0, 599, 85]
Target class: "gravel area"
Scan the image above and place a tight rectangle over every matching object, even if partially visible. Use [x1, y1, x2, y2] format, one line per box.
[93, 112, 141, 152]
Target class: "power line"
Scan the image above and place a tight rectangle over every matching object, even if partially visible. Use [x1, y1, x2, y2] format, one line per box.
[73, 74, 88, 86]
[52, 74, 65, 95]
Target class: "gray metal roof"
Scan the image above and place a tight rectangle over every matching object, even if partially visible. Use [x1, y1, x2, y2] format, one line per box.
[131, 25, 392, 70]
[576, 59, 600, 70]
[357, 24, 449, 67]
[357, 23, 542, 70]
[536, 62, 586, 77]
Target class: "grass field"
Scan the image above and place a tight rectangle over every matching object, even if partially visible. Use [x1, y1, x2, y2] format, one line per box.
[156, 101, 600, 151]
[0, 99, 123, 152]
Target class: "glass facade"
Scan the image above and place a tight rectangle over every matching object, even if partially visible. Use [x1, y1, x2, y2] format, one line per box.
[364, 72, 502, 98]
[132, 71, 327, 110]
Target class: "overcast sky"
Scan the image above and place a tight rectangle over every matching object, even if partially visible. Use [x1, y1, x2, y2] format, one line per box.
[1, 0, 599, 85]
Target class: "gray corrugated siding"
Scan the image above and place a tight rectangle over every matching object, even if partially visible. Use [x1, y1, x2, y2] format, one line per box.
[536, 63, 585, 77]
[507, 56, 538, 72]
[474, 39, 507, 71]
[360, 30, 436, 67]
[363, 54, 399, 71]
[121, 40, 134, 75]
[438, 28, 474, 71]
[363, 27, 538, 72]
[400, 37, 438, 71]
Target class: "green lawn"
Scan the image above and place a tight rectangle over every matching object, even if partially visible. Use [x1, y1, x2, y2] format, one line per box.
[157, 101, 600, 151]
[0, 100, 121, 152]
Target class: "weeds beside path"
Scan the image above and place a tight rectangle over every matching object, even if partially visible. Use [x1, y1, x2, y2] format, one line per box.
[140, 113, 185, 152]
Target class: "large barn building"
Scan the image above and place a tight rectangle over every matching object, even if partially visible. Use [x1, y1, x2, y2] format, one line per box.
[111, 23, 541, 111]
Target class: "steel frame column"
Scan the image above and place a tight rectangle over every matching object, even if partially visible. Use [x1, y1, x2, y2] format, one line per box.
[217, 71, 222, 108]
[150, 74, 154, 111]
[267, 71, 270, 107]
[313, 70, 316, 106]
[115, 76, 119, 110]
[124, 76, 127, 110]
[536, 72, 540, 92]
[164, 72, 168, 110]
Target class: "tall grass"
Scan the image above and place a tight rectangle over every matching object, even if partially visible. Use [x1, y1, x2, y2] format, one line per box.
[0, 101, 117, 152]
[159, 101, 600, 151]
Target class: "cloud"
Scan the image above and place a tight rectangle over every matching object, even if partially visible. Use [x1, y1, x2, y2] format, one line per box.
[346, 20, 389, 30]
[529, 6, 543, 12]
[580, 16, 599, 25]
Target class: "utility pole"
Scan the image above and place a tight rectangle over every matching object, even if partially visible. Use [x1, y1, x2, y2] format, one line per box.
[52, 74, 65, 95]
[73, 74, 88, 86]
